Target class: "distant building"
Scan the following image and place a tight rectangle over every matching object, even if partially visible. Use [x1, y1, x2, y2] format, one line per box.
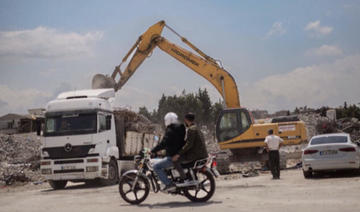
[273, 110, 290, 117]
[0, 113, 27, 134]
[0, 108, 45, 134]
[251, 110, 269, 119]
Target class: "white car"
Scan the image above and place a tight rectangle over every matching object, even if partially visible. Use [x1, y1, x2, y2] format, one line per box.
[302, 133, 360, 178]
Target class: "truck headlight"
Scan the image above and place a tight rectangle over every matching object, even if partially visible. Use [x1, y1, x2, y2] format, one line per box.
[86, 166, 99, 172]
[41, 168, 52, 175]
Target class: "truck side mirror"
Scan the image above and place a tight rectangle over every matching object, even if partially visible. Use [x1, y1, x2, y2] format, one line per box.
[36, 120, 42, 136]
[106, 115, 112, 130]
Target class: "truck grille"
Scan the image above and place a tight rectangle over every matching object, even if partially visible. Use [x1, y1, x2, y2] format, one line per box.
[43, 145, 98, 159]
[54, 159, 84, 164]
[54, 169, 84, 174]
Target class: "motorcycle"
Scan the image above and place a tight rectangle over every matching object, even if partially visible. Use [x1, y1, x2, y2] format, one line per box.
[118, 148, 220, 204]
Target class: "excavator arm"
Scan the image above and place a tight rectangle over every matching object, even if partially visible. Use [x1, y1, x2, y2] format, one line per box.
[95, 20, 307, 154]
[110, 20, 240, 108]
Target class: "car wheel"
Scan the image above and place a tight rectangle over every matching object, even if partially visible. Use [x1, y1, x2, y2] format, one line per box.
[303, 170, 313, 179]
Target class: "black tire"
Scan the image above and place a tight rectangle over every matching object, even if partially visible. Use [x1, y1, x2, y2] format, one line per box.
[119, 172, 150, 205]
[303, 170, 313, 179]
[107, 159, 119, 185]
[100, 159, 119, 185]
[184, 170, 216, 202]
[49, 180, 67, 190]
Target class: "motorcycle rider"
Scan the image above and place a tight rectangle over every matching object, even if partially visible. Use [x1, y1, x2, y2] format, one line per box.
[172, 112, 208, 187]
[151, 112, 186, 191]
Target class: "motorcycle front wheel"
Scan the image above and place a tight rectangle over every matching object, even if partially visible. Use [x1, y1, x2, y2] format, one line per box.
[184, 169, 216, 202]
[119, 172, 150, 205]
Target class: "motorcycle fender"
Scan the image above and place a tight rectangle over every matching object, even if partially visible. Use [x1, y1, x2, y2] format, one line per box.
[122, 169, 139, 176]
[201, 167, 220, 178]
[121, 170, 150, 183]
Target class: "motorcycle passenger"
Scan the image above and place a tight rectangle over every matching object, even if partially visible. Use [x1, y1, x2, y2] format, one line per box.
[172, 112, 208, 187]
[151, 112, 186, 191]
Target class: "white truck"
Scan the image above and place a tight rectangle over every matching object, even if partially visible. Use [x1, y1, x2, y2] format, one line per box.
[40, 89, 158, 189]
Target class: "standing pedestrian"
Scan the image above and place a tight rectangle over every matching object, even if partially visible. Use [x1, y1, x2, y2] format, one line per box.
[264, 129, 283, 179]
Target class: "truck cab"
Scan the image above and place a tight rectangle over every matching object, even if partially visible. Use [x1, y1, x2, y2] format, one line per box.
[40, 89, 120, 189]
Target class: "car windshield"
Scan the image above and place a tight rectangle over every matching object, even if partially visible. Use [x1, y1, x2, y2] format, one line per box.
[310, 136, 348, 145]
[44, 112, 97, 136]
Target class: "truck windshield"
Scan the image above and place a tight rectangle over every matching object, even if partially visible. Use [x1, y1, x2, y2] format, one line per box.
[44, 113, 97, 136]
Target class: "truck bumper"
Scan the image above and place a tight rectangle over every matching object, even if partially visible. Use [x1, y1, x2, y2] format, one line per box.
[40, 156, 109, 181]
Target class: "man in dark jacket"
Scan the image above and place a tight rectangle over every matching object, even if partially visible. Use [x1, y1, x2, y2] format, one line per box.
[151, 112, 185, 191]
[172, 112, 208, 186]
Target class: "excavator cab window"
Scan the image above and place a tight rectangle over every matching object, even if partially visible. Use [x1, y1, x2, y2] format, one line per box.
[216, 109, 251, 142]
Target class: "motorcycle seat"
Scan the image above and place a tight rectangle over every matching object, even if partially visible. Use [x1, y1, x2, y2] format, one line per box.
[181, 158, 207, 168]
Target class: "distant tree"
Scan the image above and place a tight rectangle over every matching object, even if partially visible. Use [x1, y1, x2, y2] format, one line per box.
[145, 89, 223, 129]
[336, 103, 360, 119]
[138, 106, 155, 122]
[316, 106, 330, 117]
[294, 107, 300, 114]
[197, 88, 212, 126]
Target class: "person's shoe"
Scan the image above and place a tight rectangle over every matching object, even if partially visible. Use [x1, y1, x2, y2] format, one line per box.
[162, 183, 176, 192]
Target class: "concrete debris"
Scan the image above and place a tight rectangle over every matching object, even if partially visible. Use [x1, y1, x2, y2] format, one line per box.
[299, 112, 360, 141]
[0, 133, 44, 186]
[113, 108, 162, 134]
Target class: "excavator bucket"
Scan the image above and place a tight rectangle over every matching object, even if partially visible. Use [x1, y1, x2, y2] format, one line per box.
[92, 74, 116, 89]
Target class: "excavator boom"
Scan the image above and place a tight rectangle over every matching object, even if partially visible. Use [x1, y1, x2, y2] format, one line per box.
[109, 20, 240, 108]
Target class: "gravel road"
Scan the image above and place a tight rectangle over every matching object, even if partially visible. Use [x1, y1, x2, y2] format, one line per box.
[1, 169, 360, 212]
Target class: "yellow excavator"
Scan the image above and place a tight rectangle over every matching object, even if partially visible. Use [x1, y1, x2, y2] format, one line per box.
[93, 20, 307, 160]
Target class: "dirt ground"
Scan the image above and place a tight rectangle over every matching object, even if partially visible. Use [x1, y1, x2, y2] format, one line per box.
[1, 169, 360, 212]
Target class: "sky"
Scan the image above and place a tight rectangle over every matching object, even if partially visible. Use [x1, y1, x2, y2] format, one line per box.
[0, 0, 360, 116]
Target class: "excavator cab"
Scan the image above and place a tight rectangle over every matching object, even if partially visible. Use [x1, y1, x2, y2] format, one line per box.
[216, 108, 252, 142]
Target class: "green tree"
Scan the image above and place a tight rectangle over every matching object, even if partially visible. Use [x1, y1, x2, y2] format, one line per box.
[138, 106, 152, 121]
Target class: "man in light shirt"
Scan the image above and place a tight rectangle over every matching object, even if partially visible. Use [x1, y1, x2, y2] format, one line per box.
[264, 129, 283, 179]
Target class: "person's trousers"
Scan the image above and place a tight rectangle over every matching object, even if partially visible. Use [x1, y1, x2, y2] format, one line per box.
[268, 150, 280, 178]
[173, 157, 192, 180]
[153, 157, 173, 185]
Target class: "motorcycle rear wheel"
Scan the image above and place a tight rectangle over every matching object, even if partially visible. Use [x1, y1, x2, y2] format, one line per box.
[184, 169, 215, 202]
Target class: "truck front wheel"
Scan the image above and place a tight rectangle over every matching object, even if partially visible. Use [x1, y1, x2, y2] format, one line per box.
[100, 159, 119, 185]
[49, 180, 67, 190]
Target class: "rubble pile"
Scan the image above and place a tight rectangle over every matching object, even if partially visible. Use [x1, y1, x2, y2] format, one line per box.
[337, 117, 360, 141]
[113, 108, 162, 134]
[299, 112, 360, 141]
[298, 113, 330, 139]
[0, 133, 43, 185]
